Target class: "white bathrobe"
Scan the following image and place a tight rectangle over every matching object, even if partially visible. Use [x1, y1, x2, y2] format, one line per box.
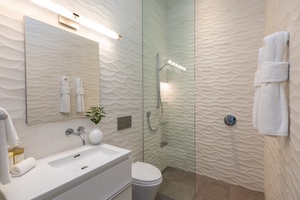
[252, 47, 264, 128]
[257, 31, 289, 136]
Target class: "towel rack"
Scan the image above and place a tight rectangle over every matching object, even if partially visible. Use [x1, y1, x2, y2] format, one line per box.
[0, 111, 8, 120]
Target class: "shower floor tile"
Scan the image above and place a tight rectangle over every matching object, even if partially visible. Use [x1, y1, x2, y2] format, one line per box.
[155, 167, 265, 200]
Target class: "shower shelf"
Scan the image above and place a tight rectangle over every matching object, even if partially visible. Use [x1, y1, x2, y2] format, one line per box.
[160, 142, 168, 148]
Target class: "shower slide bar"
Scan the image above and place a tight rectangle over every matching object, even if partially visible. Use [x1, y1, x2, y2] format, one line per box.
[147, 53, 163, 132]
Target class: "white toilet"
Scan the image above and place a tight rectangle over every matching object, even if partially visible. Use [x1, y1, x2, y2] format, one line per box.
[132, 161, 163, 200]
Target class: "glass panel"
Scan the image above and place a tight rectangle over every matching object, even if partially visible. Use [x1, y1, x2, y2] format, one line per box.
[143, 0, 195, 199]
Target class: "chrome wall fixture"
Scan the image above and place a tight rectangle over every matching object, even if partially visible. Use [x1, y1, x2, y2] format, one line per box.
[65, 126, 86, 145]
[30, 0, 122, 40]
[224, 115, 237, 126]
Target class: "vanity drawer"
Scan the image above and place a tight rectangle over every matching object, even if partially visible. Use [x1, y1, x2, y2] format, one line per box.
[110, 185, 132, 200]
[53, 158, 131, 200]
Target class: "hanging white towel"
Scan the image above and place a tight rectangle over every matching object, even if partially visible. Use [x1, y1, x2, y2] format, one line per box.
[60, 76, 71, 113]
[0, 107, 19, 185]
[257, 31, 289, 136]
[76, 78, 85, 113]
[252, 47, 264, 128]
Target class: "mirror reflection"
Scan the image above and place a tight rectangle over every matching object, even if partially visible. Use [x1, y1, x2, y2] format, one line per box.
[24, 16, 100, 124]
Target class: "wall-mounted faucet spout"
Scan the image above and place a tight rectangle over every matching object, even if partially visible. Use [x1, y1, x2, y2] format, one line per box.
[65, 126, 86, 145]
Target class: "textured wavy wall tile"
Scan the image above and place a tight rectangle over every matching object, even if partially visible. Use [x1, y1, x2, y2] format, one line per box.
[0, 10, 25, 119]
[264, 0, 300, 199]
[195, 0, 265, 192]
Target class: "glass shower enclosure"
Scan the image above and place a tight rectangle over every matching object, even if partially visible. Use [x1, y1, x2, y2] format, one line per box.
[143, 0, 195, 198]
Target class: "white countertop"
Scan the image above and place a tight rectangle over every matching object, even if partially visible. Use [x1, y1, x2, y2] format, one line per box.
[0, 143, 131, 200]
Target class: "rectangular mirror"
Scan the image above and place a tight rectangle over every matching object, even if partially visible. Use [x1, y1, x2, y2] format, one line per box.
[24, 16, 100, 124]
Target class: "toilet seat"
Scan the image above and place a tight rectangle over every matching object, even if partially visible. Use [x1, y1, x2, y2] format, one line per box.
[132, 162, 162, 186]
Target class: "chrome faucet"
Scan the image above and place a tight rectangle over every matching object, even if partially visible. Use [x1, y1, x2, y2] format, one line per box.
[65, 126, 86, 145]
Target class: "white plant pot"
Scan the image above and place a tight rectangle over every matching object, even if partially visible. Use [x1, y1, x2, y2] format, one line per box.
[89, 126, 103, 145]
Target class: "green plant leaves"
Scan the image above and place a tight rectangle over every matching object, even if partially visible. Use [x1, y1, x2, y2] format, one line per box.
[85, 106, 106, 125]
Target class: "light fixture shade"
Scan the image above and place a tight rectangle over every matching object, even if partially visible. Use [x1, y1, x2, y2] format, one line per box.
[31, 0, 73, 18]
[30, 0, 122, 40]
[76, 16, 121, 40]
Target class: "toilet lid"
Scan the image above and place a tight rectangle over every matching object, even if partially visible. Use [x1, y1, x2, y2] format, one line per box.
[132, 162, 162, 183]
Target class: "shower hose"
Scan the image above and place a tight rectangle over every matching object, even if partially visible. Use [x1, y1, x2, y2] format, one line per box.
[147, 97, 163, 132]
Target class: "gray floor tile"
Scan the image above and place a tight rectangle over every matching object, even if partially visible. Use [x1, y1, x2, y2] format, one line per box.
[229, 185, 265, 200]
[155, 192, 175, 200]
[155, 167, 265, 200]
[159, 179, 195, 200]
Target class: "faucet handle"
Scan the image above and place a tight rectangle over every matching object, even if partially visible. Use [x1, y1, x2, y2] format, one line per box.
[77, 126, 86, 134]
[65, 127, 85, 146]
[65, 128, 74, 136]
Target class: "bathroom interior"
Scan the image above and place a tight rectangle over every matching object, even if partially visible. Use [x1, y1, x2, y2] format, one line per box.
[0, 0, 299, 200]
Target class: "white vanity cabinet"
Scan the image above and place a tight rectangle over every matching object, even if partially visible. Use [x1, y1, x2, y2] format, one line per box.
[53, 159, 132, 200]
[0, 144, 132, 200]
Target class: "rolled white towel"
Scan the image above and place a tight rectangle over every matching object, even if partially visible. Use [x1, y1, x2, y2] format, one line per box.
[10, 157, 37, 177]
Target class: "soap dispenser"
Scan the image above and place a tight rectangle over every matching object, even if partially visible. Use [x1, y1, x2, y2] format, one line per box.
[9, 142, 24, 165]
[7, 147, 14, 170]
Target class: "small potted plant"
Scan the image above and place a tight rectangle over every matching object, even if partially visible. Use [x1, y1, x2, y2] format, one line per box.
[85, 106, 106, 144]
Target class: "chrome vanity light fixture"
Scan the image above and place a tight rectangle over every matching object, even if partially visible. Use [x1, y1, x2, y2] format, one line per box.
[30, 0, 122, 40]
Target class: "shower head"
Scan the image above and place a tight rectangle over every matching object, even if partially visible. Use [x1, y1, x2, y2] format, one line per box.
[159, 59, 186, 71]
[166, 59, 186, 71]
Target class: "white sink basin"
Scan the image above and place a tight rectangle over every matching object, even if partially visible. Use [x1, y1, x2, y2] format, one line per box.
[48, 145, 119, 175]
